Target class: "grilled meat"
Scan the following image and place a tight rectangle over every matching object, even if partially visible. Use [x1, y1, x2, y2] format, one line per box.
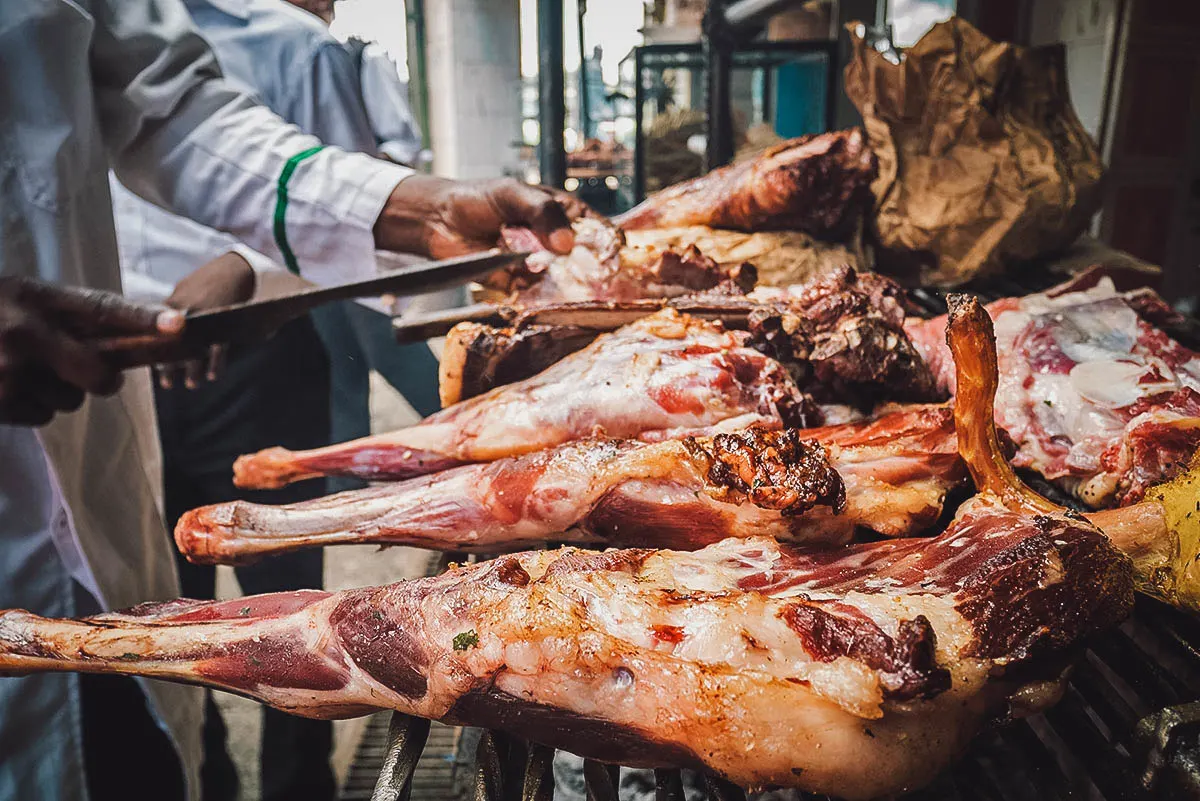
[742, 266, 938, 406]
[615, 130, 878, 237]
[441, 266, 939, 406]
[178, 406, 962, 564]
[0, 299, 1134, 799]
[907, 270, 1200, 508]
[438, 322, 598, 408]
[234, 309, 816, 489]
[491, 217, 756, 305]
[621, 225, 864, 288]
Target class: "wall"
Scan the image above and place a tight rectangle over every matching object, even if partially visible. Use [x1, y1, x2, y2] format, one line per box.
[1100, 0, 1200, 305]
[425, 0, 523, 179]
[1027, 0, 1200, 305]
[1027, 0, 1121, 142]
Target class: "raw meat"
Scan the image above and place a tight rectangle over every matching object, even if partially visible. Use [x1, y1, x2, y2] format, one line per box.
[491, 217, 756, 305]
[907, 272, 1200, 507]
[440, 266, 939, 407]
[234, 310, 815, 489]
[0, 297, 1145, 799]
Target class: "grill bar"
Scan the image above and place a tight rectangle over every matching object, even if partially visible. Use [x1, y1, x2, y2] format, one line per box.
[369, 714, 430, 801]
[654, 769, 685, 801]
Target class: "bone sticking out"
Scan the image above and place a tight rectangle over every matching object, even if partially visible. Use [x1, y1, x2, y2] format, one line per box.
[232, 440, 465, 490]
[945, 294, 1058, 514]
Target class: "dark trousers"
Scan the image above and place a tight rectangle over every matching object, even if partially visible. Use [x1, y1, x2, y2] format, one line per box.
[310, 302, 441, 491]
[77, 585, 187, 801]
[156, 318, 336, 801]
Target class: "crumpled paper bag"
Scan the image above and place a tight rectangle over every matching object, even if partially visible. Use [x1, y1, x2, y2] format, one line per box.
[844, 17, 1106, 287]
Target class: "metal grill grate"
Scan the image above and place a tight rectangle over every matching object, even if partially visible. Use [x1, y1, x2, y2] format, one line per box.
[354, 269, 1200, 801]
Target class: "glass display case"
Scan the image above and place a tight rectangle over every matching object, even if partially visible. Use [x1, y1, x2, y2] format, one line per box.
[616, 40, 838, 208]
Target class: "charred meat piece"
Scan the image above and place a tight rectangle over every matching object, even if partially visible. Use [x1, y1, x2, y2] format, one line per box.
[743, 266, 938, 406]
[178, 408, 963, 565]
[615, 130, 878, 237]
[491, 217, 756, 305]
[234, 309, 817, 489]
[437, 322, 597, 407]
[907, 269, 1200, 508]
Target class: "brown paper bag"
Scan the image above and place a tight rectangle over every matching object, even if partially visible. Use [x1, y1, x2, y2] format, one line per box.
[844, 17, 1106, 287]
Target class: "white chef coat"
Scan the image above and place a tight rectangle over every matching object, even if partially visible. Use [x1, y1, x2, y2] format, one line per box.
[0, 1, 410, 799]
[358, 43, 425, 166]
[111, 0, 405, 304]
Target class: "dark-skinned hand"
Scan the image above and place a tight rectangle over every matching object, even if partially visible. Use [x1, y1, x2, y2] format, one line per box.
[158, 251, 257, 390]
[373, 176, 578, 259]
[0, 277, 183, 426]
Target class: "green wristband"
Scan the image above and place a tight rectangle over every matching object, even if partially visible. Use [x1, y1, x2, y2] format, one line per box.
[273, 145, 326, 275]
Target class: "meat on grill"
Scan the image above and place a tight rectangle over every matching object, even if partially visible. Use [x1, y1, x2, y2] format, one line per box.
[615, 129, 878, 238]
[234, 309, 816, 489]
[441, 266, 939, 407]
[907, 270, 1200, 508]
[491, 217, 756, 305]
[0, 302, 1133, 797]
[438, 321, 599, 408]
[178, 405, 962, 565]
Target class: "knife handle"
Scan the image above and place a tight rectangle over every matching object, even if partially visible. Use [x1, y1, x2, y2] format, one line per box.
[93, 332, 178, 354]
[91, 331, 191, 369]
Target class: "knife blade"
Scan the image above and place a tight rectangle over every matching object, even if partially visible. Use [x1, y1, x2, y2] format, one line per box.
[99, 249, 526, 367]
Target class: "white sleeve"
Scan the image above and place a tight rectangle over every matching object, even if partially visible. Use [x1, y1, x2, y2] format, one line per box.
[90, 0, 412, 287]
[228, 243, 282, 275]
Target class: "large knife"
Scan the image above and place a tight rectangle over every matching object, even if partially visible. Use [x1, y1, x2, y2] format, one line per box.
[99, 249, 525, 367]
[392, 298, 753, 343]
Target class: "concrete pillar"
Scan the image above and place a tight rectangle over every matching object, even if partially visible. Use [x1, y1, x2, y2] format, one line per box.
[424, 0, 523, 179]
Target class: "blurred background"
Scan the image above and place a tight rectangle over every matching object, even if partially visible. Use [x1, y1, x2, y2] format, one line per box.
[327, 0, 1198, 306]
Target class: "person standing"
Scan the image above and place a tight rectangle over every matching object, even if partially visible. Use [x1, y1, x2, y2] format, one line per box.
[0, 3, 575, 801]
[346, 37, 425, 166]
[105, 3, 368, 796]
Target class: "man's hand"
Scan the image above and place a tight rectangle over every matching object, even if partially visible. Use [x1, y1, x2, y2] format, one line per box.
[165, 251, 256, 313]
[0, 277, 183, 426]
[374, 176, 578, 260]
[159, 252, 257, 389]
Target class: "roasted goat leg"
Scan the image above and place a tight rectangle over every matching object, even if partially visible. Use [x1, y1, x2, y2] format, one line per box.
[234, 309, 815, 489]
[615, 129, 878, 237]
[0, 303, 1132, 797]
[177, 405, 961, 564]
